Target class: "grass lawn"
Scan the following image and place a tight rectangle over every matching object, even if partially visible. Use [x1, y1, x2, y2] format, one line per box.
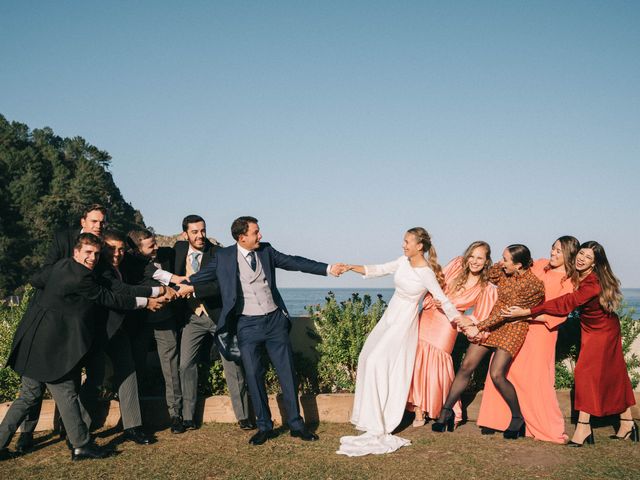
[1, 421, 638, 479]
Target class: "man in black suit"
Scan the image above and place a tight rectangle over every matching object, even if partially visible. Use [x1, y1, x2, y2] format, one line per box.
[180, 216, 346, 445]
[174, 215, 253, 431]
[86, 230, 174, 445]
[13, 204, 107, 453]
[0, 234, 162, 460]
[125, 229, 185, 434]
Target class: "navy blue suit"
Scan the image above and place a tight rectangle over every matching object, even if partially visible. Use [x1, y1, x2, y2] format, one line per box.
[189, 242, 327, 431]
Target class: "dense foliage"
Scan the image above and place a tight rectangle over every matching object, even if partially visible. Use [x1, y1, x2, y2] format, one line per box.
[0, 286, 32, 402]
[0, 114, 144, 297]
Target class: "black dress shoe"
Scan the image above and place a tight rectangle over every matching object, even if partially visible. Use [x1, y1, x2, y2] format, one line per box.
[182, 420, 197, 431]
[249, 430, 274, 445]
[238, 419, 257, 430]
[0, 448, 15, 461]
[15, 432, 34, 454]
[71, 442, 113, 461]
[480, 427, 497, 435]
[123, 427, 152, 445]
[170, 416, 186, 434]
[290, 428, 319, 441]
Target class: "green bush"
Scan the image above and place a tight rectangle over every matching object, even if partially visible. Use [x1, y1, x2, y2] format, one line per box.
[306, 292, 386, 393]
[553, 305, 640, 389]
[620, 305, 640, 389]
[0, 286, 33, 402]
[203, 351, 319, 397]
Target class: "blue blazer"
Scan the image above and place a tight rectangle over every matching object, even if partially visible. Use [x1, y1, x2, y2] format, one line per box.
[189, 242, 328, 361]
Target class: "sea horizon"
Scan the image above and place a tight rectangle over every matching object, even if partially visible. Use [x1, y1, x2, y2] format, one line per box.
[280, 287, 640, 318]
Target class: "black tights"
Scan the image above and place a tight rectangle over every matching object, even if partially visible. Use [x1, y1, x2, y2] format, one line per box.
[437, 344, 523, 430]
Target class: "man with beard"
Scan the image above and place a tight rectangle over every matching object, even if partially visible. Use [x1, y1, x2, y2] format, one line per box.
[174, 215, 253, 431]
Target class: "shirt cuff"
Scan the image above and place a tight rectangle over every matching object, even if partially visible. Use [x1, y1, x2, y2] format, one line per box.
[326, 265, 332, 275]
[150, 287, 161, 297]
[135, 297, 148, 309]
[152, 269, 172, 285]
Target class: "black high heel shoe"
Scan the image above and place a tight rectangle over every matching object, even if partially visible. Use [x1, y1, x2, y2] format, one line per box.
[503, 416, 526, 440]
[609, 419, 639, 442]
[568, 421, 595, 447]
[431, 407, 455, 433]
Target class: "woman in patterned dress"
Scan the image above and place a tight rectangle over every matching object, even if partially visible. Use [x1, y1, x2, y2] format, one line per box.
[432, 244, 545, 439]
[477, 236, 579, 443]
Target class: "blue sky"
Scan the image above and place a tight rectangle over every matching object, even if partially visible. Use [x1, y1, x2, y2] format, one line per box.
[2, 1, 639, 288]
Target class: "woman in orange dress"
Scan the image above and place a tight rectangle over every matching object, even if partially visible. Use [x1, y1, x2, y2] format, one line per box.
[503, 241, 637, 446]
[432, 244, 545, 439]
[407, 241, 497, 426]
[477, 236, 579, 443]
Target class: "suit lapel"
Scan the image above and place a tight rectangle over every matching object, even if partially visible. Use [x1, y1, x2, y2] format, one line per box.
[257, 246, 272, 287]
[175, 242, 187, 275]
[201, 242, 214, 267]
[228, 244, 239, 280]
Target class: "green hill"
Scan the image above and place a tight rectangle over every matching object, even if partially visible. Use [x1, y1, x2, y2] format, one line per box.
[0, 114, 145, 296]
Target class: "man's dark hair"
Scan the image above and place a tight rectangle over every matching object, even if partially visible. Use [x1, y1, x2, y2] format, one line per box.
[103, 230, 126, 243]
[74, 232, 103, 251]
[231, 216, 258, 241]
[127, 228, 154, 252]
[81, 204, 108, 219]
[182, 215, 206, 232]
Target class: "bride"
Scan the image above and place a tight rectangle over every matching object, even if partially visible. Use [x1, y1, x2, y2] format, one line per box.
[337, 227, 462, 456]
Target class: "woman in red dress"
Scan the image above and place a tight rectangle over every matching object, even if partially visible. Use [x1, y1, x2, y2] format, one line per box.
[503, 241, 637, 446]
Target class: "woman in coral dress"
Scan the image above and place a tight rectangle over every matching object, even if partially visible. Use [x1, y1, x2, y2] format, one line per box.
[478, 236, 579, 443]
[407, 241, 497, 426]
[504, 241, 637, 446]
[432, 244, 545, 439]
[336, 228, 462, 457]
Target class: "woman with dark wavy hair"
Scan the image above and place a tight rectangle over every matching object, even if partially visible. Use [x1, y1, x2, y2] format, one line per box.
[503, 241, 637, 446]
[432, 244, 545, 439]
[479, 236, 579, 443]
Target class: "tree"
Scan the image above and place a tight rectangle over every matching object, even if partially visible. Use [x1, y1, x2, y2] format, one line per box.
[0, 114, 145, 296]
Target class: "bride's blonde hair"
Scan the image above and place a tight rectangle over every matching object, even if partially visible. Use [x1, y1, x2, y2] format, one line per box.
[406, 227, 445, 289]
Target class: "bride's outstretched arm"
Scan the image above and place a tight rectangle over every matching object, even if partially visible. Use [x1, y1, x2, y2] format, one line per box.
[351, 257, 402, 278]
[346, 265, 365, 275]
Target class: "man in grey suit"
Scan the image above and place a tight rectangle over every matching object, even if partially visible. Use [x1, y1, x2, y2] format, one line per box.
[174, 215, 253, 430]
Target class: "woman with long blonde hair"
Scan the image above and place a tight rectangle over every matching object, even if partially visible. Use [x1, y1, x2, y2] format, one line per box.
[432, 244, 545, 439]
[408, 241, 497, 426]
[336, 228, 463, 456]
[503, 241, 637, 446]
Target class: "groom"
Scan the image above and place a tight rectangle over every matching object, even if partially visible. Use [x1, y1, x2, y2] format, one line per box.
[178, 216, 345, 445]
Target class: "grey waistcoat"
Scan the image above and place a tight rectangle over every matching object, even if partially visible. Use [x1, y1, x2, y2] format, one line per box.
[237, 249, 278, 316]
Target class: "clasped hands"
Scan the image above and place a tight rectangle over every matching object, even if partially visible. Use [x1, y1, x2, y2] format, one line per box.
[329, 263, 351, 277]
[454, 315, 486, 343]
[146, 283, 182, 311]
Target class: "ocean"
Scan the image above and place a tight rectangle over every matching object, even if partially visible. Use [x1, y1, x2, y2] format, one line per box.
[280, 287, 640, 318]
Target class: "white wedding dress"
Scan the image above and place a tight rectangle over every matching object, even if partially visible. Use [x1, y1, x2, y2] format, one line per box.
[337, 256, 459, 457]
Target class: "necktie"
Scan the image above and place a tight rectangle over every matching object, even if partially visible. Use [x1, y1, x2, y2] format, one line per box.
[190, 252, 201, 273]
[248, 251, 257, 271]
